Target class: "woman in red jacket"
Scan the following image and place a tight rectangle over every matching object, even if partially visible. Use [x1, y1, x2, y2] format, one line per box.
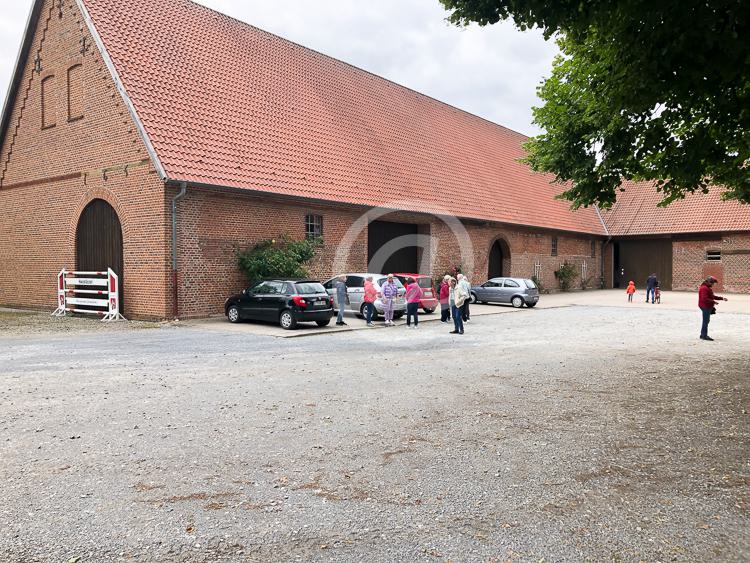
[439, 275, 451, 323]
[699, 276, 728, 341]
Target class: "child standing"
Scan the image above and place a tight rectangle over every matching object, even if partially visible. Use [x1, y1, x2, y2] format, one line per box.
[626, 280, 636, 302]
[654, 282, 661, 304]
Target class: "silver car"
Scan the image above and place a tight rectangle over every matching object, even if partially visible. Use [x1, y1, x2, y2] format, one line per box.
[323, 273, 407, 318]
[470, 277, 539, 308]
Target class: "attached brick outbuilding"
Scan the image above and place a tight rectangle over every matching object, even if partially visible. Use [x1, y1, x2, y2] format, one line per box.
[0, 0, 747, 320]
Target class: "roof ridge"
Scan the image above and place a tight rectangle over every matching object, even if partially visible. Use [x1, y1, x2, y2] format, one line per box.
[184, 0, 533, 140]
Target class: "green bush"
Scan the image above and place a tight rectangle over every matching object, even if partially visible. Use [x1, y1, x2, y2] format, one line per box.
[554, 262, 578, 291]
[237, 235, 320, 284]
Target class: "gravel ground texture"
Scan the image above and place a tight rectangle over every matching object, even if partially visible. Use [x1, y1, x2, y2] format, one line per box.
[1, 305, 749, 562]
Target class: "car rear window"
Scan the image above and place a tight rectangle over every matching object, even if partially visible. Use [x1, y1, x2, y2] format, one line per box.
[378, 277, 404, 288]
[417, 278, 432, 289]
[295, 282, 326, 295]
[524, 280, 537, 289]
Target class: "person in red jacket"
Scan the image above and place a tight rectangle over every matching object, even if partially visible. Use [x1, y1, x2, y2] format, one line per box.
[363, 276, 378, 327]
[439, 275, 451, 323]
[699, 276, 728, 341]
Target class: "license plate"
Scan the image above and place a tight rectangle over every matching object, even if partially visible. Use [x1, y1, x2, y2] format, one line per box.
[315, 301, 328, 308]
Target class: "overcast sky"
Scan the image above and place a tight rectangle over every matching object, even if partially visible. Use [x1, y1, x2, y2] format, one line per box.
[0, 0, 558, 136]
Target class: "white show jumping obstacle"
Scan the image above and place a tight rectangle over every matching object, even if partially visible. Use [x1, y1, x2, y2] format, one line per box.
[52, 268, 126, 321]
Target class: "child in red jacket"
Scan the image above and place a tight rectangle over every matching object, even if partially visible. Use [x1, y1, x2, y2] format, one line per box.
[626, 280, 636, 302]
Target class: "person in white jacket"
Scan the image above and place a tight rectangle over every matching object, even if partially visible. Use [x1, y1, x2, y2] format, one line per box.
[450, 277, 467, 334]
[457, 274, 472, 323]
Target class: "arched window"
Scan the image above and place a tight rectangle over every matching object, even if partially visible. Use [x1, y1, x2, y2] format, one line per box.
[67, 64, 84, 122]
[41, 75, 56, 129]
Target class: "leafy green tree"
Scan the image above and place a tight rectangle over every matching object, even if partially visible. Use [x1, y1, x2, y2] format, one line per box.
[237, 236, 320, 284]
[440, 0, 750, 207]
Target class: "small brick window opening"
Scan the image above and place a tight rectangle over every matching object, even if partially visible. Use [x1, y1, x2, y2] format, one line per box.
[706, 250, 722, 261]
[590, 240, 596, 258]
[67, 64, 84, 122]
[305, 214, 323, 240]
[551, 236, 558, 257]
[41, 75, 56, 129]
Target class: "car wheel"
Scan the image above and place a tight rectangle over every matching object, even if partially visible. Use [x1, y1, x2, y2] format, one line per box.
[470, 292, 478, 304]
[359, 303, 379, 320]
[279, 309, 297, 330]
[511, 296, 524, 309]
[227, 305, 240, 323]
[422, 307, 435, 314]
[526, 302, 537, 308]
[316, 319, 331, 327]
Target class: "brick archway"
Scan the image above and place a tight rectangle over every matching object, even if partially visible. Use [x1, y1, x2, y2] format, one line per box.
[74, 198, 125, 313]
[488, 237, 511, 279]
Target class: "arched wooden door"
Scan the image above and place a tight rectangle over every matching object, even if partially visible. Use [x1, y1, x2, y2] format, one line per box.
[488, 239, 510, 279]
[76, 199, 124, 309]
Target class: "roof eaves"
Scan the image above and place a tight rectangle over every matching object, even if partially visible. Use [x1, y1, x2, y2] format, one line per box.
[170, 178, 606, 236]
[75, 0, 168, 181]
[0, 0, 44, 162]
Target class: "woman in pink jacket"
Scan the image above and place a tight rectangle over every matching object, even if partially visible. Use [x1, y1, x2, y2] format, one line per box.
[363, 276, 377, 327]
[404, 277, 423, 329]
[439, 275, 451, 323]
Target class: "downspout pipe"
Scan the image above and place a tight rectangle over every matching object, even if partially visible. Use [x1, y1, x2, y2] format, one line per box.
[172, 182, 187, 319]
[594, 205, 612, 289]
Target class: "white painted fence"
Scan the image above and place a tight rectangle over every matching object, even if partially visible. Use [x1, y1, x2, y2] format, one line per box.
[52, 268, 125, 321]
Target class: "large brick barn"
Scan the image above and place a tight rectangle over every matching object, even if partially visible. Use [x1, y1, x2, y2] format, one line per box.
[1, 0, 748, 320]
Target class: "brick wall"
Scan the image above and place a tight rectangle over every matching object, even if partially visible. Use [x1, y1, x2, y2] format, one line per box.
[173, 189, 605, 318]
[673, 234, 750, 293]
[0, 0, 171, 320]
[173, 186, 368, 318]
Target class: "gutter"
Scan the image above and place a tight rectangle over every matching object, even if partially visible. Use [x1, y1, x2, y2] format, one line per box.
[171, 182, 187, 319]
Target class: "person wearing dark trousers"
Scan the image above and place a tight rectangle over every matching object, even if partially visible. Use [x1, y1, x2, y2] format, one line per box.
[646, 273, 658, 304]
[450, 277, 466, 334]
[439, 275, 451, 323]
[404, 277, 423, 329]
[458, 274, 471, 322]
[699, 276, 727, 341]
[363, 275, 377, 327]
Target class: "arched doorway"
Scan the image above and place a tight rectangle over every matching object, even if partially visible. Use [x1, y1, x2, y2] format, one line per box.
[488, 238, 510, 279]
[76, 199, 124, 309]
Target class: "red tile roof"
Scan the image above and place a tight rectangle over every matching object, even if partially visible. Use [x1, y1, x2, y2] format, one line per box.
[80, 0, 605, 235]
[601, 181, 750, 236]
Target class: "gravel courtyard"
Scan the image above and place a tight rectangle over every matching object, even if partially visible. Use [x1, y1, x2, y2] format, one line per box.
[1, 305, 749, 562]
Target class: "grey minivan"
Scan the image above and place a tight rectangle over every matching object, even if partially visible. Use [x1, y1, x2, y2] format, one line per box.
[470, 277, 539, 308]
[323, 273, 407, 319]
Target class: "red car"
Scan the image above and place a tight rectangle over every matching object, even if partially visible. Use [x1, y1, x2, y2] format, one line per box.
[393, 274, 438, 313]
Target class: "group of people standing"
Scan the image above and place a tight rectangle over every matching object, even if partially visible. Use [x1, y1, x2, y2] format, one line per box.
[625, 273, 661, 303]
[333, 273, 474, 334]
[623, 272, 729, 341]
[438, 274, 472, 335]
